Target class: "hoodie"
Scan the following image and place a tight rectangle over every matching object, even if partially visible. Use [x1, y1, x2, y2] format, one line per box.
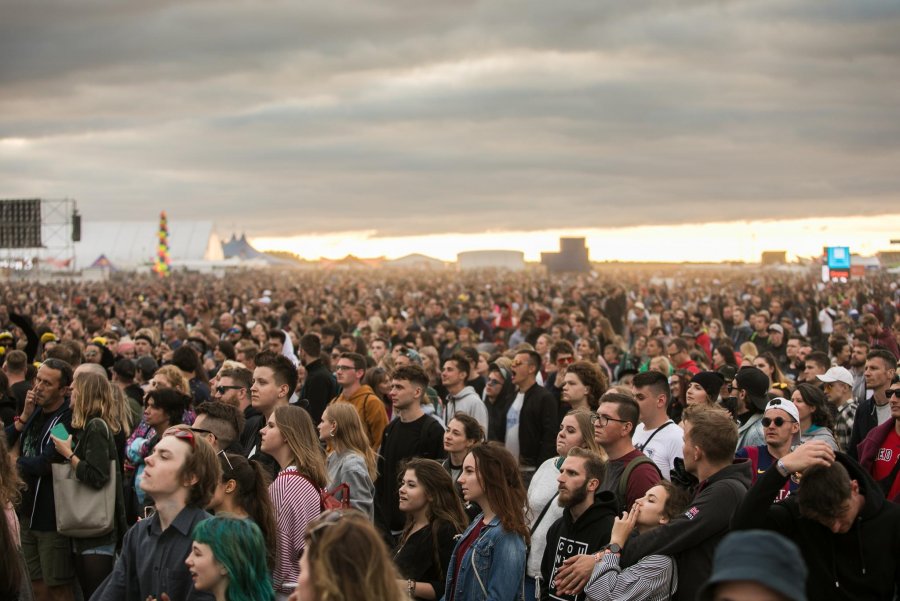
[620, 461, 752, 601]
[443, 385, 489, 432]
[331, 384, 387, 450]
[541, 491, 619, 601]
[732, 452, 900, 600]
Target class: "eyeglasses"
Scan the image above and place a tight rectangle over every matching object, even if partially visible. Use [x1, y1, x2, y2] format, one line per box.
[215, 385, 242, 395]
[163, 428, 196, 449]
[217, 450, 234, 472]
[761, 416, 792, 428]
[590, 413, 629, 427]
[487, 378, 503, 386]
[556, 356, 574, 366]
[887, 390, 900, 398]
[335, 365, 357, 372]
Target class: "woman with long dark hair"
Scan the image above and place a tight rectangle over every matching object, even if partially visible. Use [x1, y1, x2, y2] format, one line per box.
[792, 383, 838, 450]
[443, 442, 529, 600]
[208, 451, 278, 570]
[394, 459, 468, 600]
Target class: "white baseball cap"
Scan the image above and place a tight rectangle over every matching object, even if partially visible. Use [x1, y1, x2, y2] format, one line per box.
[764, 397, 801, 424]
[816, 366, 854, 388]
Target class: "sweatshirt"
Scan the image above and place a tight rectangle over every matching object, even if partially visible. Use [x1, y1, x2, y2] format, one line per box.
[732, 452, 900, 600]
[620, 461, 751, 601]
[541, 491, 619, 601]
[443, 386, 489, 432]
[331, 384, 387, 451]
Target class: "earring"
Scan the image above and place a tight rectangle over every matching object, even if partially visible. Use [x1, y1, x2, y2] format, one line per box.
[330, 430, 335, 438]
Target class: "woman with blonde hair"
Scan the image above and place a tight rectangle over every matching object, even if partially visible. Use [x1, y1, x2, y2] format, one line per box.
[525, 410, 604, 598]
[151, 363, 191, 397]
[317, 402, 376, 518]
[739, 341, 759, 365]
[261, 405, 327, 600]
[50, 372, 129, 598]
[292, 511, 407, 601]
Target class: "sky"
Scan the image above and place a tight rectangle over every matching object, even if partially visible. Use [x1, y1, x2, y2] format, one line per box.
[2, 0, 900, 262]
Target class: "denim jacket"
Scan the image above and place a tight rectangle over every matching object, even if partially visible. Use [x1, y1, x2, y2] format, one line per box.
[441, 514, 527, 601]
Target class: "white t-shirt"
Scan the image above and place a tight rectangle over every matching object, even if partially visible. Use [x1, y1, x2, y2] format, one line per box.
[505, 392, 525, 463]
[632, 421, 684, 481]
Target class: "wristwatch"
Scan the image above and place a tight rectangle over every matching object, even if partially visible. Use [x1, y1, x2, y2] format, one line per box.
[604, 543, 622, 555]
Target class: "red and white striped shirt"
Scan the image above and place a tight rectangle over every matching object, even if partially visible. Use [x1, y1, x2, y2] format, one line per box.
[269, 466, 322, 593]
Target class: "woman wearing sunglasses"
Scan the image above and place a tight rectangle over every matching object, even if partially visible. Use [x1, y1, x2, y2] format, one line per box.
[261, 405, 327, 601]
[209, 452, 278, 570]
[291, 511, 407, 601]
[735, 398, 802, 499]
[443, 442, 528, 601]
[186, 516, 275, 601]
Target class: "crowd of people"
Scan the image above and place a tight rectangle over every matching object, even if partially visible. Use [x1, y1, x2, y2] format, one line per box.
[1, 264, 899, 601]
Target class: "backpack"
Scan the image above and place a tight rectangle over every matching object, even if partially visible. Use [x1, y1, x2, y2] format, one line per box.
[616, 455, 662, 513]
[288, 472, 351, 511]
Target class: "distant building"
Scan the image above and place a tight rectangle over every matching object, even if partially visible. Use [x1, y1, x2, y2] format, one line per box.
[387, 253, 447, 269]
[761, 251, 787, 265]
[74, 221, 223, 269]
[879, 251, 900, 268]
[541, 237, 590, 273]
[457, 250, 525, 271]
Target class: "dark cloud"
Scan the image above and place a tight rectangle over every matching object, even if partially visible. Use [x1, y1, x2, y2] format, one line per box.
[1, 0, 898, 237]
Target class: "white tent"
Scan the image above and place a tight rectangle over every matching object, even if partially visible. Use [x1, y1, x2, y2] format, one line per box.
[74, 221, 223, 269]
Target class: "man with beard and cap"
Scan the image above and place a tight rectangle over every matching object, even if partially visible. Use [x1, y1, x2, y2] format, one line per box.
[817, 366, 858, 451]
[732, 367, 769, 450]
[733, 440, 900, 600]
[541, 448, 617, 601]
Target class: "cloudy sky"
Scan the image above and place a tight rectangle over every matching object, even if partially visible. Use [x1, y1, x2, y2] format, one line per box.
[2, 0, 899, 260]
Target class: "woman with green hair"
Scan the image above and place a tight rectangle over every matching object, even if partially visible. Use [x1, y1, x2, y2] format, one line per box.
[186, 516, 275, 601]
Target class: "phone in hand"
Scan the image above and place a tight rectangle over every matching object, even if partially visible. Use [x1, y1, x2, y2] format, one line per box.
[50, 423, 69, 440]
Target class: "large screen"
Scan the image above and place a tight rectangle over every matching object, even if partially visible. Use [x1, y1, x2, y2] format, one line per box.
[826, 246, 850, 270]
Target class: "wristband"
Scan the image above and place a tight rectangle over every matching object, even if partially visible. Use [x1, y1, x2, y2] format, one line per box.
[67, 452, 76, 462]
[776, 458, 789, 477]
[407, 579, 415, 597]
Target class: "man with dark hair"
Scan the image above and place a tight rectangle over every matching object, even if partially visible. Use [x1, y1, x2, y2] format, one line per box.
[784, 333, 805, 380]
[5, 358, 76, 601]
[667, 338, 700, 375]
[2, 348, 30, 414]
[234, 341, 259, 371]
[459, 346, 486, 398]
[638, 337, 666, 373]
[849, 340, 870, 401]
[733, 440, 900, 600]
[730, 306, 752, 347]
[541, 448, 617, 601]
[732, 367, 769, 449]
[861, 313, 900, 360]
[192, 401, 244, 453]
[632, 371, 683, 480]
[214, 366, 261, 456]
[856, 378, 900, 501]
[297, 333, 337, 424]
[374, 364, 445, 541]
[171, 345, 210, 404]
[801, 351, 830, 384]
[331, 352, 387, 450]
[247, 351, 297, 474]
[508, 350, 559, 481]
[440, 352, 488, 430]
[368, 337, 389, 366]
[594, 393, 662, 513]
[545, 339, 576, 405]
[849, 349, 898, 458]
[93, 431, 220, 601]
[112, 358, 143, 428]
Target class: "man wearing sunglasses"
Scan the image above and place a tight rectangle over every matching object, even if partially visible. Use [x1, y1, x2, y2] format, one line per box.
[736, 398, 802, 501]
[856, 377, 900, 503]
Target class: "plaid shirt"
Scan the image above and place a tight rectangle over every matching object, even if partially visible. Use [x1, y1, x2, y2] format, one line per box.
[834, 400, 858, 452]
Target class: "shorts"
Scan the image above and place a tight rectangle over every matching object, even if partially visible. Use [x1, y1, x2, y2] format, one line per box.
[20, 525, 75, 587]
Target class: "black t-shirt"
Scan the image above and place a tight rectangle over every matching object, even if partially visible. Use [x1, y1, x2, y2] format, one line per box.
[394, 521, 459, 600]
[375, 414, 445, 533]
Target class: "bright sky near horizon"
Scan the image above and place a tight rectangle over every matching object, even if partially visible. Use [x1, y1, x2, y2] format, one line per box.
[252, 213, 900, 263]
[3, 0, 899, 261]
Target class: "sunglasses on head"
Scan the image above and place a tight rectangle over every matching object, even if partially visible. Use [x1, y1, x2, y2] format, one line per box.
[217, 450, 234, 472]
[761, 416, 792, 428]
[163, 427, 196, 449]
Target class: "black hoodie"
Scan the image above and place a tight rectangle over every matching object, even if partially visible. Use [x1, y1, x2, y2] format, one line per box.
[620, 460, 752, 601]
[733, 452, 900, 600]
[541, 490, 618, 601]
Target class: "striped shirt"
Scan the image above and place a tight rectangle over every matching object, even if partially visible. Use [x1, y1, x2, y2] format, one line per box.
[584, 553, 676, 601]
[269, 466, 322, 593]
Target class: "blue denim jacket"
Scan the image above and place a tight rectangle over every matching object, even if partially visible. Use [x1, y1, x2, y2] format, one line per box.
[441, 514, 527, 601]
